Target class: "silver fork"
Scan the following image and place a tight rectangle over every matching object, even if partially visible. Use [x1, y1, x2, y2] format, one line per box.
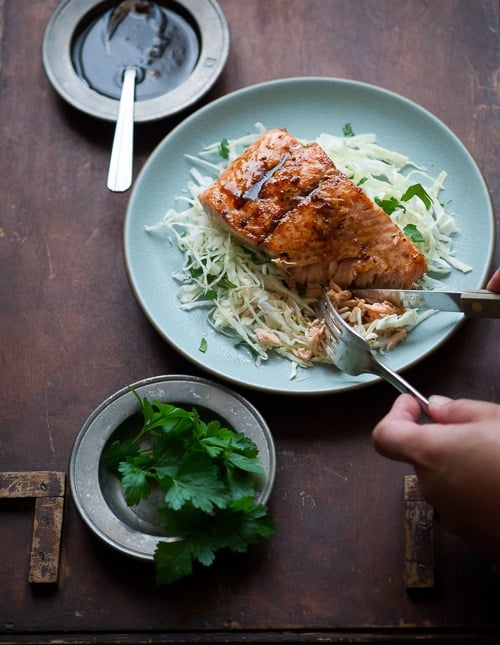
[319, 288, 429, 412]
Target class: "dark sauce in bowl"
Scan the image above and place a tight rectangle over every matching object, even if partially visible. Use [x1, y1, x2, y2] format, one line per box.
[72, 1, 200, 101]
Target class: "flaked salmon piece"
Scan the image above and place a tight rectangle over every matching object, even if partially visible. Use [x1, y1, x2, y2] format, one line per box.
[199, 128, 427, 290]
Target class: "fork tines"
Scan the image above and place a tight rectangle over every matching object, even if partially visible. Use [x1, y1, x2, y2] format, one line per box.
[320, 287, 346, 334]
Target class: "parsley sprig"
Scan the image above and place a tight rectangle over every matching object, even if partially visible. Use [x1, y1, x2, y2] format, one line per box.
[105, 390, 275, 585]
[375, 182, 433, 243]
[218, 137, 230, 159]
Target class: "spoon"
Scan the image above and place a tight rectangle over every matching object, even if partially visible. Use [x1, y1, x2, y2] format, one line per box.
[107, 66, 136, 192]
[105, 1, 167, 192]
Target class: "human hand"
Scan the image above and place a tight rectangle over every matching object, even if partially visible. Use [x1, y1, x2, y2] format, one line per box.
[486, 266, 500, 291]
[372, 394, 500, 552]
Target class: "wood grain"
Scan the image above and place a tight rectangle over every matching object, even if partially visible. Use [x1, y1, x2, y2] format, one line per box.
[0, 0, 498, 641]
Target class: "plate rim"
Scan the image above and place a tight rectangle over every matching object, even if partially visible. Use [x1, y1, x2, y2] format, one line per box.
[124, 76, 496, 395]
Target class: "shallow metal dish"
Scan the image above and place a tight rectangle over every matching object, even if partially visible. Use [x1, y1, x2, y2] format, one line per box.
[42, 0, 230, 122]
[69, 375, 276, 560]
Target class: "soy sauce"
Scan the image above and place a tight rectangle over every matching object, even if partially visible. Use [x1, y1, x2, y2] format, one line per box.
[72, 2, 200, 101]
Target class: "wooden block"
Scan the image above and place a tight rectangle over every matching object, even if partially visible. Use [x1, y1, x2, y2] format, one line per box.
[0, 471, 66, 584]
[0, 471, 65, 498]
[28, 496, 65, 584]
[403, 474, 435, 588]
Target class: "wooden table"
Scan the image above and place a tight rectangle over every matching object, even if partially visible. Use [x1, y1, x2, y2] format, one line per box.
[1, 1, 499, 642]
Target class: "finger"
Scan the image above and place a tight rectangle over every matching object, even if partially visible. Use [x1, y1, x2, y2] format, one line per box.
[386, 393, 422, 421]
[372, 394, 423, 462]
[486, 267, 500, 292]
[429, 396, 500, 424]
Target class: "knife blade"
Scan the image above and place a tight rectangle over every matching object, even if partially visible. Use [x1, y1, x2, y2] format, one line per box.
[350, 288, 500, 318]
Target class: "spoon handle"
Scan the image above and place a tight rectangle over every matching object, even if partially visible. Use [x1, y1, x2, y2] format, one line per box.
[107, 67, 136, 192]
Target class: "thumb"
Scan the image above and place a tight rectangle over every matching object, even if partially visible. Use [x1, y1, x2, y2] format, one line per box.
[428, 395, 498, 424]
[486, 266, 500, 291]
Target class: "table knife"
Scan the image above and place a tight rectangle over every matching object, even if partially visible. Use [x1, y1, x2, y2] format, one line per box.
[350, 289, 500, 318]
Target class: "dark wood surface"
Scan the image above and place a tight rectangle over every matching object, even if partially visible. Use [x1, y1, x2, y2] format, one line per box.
[1, 0, 499, 642]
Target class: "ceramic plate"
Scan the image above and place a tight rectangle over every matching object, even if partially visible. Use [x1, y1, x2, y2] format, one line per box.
[124, 77, 495, 395]
[69, 375, 276, 560]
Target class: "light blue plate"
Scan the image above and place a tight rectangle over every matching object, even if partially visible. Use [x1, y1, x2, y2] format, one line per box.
[124, 77, 495, 395]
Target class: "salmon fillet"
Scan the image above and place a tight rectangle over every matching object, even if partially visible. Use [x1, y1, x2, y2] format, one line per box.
[199, 128, 427, 289]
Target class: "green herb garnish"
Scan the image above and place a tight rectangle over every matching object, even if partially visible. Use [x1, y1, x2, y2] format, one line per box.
[343, 122, 355, 137]
[204, 288, 217, 299]
[401, 183, 432, 209]
[374, 196, 402, 216]
[198, 337, 208, 353]
[105, 391, 275, 585]
[403, 223, 425, 243]
[218, 137, 230, 159]
[375, 183, 433, 219]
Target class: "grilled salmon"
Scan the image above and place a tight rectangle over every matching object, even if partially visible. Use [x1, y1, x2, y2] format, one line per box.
[199, 128, 427, 289]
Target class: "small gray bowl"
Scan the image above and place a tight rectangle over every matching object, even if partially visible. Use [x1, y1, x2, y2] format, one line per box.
[69, 375, 276, 560]
[42, 0, 230, 122]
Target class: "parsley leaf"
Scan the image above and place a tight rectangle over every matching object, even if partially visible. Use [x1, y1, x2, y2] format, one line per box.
[218, 137, 230, 159]
[118, 460, 154, 505]
[343, 122, 355, 137]
[155, 498, 275, 585]
[154, 540, 195, 584]
[161, 454, 229, 513]
[374, 196, 402, 216]
[375, 182, 433, 217]
[401, 183, 432, 209]
[105, 438, 140, 471]
[403, 223, 425, 243]
[104, 390, 275, 584]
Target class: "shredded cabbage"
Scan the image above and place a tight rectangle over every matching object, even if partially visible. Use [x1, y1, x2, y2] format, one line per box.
[147, 123, 471, 373]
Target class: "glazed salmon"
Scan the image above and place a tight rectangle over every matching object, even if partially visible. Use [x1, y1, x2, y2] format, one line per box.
[199, 128, 427, 289]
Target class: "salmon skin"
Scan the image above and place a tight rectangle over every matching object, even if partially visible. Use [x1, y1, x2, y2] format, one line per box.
[199, 128, 427, 290]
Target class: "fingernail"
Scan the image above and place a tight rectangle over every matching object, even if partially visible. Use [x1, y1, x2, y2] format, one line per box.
[429, 395, 452, 406]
